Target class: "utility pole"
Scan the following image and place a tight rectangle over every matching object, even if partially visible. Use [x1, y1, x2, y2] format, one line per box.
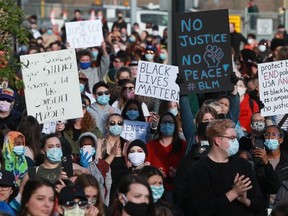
[130, 0, 136, 33]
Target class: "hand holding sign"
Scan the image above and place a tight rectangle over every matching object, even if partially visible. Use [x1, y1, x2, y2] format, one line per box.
[204, 45, 224, 68]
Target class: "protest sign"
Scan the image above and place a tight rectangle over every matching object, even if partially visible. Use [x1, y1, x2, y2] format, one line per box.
[20, 49, 83, 124]
[135, 61, 180, 102]
[175, 9, 234, 95]
[258, 60, 288, 116]
[121, 120, 149, 142]
[65, 20, 103, 48]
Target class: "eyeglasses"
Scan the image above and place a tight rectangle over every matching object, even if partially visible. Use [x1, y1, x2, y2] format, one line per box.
[0, 98, 12, 103]
[220, 136, 237, 141]
[264, 132, 281, 137]
[96, 91, 109, 96]
[64, 200, 88, 209]
[146, 50, 154, 54]
[108, 120, 123, 126]
[124, 86, 134, 91]
[0, 185, 11, 191]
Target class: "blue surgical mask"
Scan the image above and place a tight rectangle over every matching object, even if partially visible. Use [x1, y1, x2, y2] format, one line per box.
[97, 95, 110, 105]
[145, 54, 154, 61]
[13, 146, 25, 156]
[91, 50, 99, 60]
[129, 37, 136, 43]
[150, 185, 164, 203]
[160, 123, 175, 136]
[226, 139, 239, 156]
[80, 83, 85, 93]
[168, 108, 178, 116]
[46, 147, 63, 163]
[109, 125, 123, 136]
[79, 62, 91, 70]
[264, 139, 279, 151]
[160, 53, 167, 60]
[126, 110, 139, 120]
[47, 29, 53, 35]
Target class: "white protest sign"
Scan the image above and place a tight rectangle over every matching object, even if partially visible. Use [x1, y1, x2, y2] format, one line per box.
[120, 120, 149, 143]
[258, 60, 288, 116]
[20, 49, 83, 124]
[135, 61, 180, 102]
[65, 20, 103, 48]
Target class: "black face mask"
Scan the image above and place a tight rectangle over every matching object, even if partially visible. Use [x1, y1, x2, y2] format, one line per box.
[118, 78, 130, 86]
[124, 201, 148, 216]
[218, 113, 226, 119]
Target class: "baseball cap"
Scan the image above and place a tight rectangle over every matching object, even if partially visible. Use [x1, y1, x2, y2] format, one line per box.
[0, 88, 15, 102]
[0, 170, 16, 187]
[58, 185, 87, 205]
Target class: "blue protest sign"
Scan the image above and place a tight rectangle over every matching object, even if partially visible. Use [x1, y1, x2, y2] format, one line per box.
[175, 9, 234, 94]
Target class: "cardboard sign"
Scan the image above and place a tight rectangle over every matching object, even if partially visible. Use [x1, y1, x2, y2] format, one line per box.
[120, 120, 149, 143]
[135, 61, 180, 102]
[175, 9, 234, 95]
[20, 49, 83, 123]
[65, 20, 103, 48]
[258, 60, 288, 116]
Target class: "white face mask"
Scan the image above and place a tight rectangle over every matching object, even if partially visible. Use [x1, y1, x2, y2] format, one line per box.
[238, 87, 246, 97]
[145, 54, 154, 61]
[258, 45, 267, 52]
[128, 152, 145, 166]
[247, 38, 254, 44]
[64, 205, 85, 216]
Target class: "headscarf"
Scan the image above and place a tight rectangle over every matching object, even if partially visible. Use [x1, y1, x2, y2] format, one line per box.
[2, 131, 28, 186]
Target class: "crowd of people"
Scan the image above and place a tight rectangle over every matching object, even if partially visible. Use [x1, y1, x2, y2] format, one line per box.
[1, 5, 288, 216]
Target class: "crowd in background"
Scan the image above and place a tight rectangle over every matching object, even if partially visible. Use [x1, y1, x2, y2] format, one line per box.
[1, 4, 288, 216]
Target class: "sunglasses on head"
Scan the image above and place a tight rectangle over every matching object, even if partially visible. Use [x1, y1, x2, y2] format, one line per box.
[109, 120, 123, 126]
[96, 91, 109, 96]
[64, 200, 88, 209]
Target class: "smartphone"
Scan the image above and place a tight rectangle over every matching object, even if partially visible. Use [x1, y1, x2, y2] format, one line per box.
[254, 138, 264, 149]
[62, 155, 73, 177]
[83, 145, 93, 162]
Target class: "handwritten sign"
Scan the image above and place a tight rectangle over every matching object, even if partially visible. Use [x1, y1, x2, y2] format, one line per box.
[20, 49, 83, 124]
[135, 61, 180, 102]
[175, 9, 234, 95]
[120, 120, 149, 143]
[65, 20, 103, 48]
[258, 60, 288, 116]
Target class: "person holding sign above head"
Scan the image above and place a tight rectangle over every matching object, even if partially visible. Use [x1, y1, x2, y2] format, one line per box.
[78, 41, 110, 94]
[146, 112, 187, 202]
[88, 81, 121, 135]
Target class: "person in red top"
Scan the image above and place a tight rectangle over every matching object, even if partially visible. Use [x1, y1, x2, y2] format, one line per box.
[237, 79, 259, 133]
[146, 112, 186, 200]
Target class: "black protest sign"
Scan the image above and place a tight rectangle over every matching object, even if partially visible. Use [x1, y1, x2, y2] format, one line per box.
[175, 9, 234, 95]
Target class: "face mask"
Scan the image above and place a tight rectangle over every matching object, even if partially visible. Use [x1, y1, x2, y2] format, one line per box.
[160, 123, 175, 136]
[264, 139, 279, 151]
[218, 113, 226, 119]
[47, 29, 53, 35]
[258, 45, 267, 52]
[0, 101, 11, 112]
[200, 140, 209, 146]
[97, 95, 109, 105]
[91, 50, 99, 60]
[152, 30, 158, 36]
[145, 54, 154, 61]
[251, 121, 265, 132]
[126, 110, 139, 120]
[238, 87, 246, 97]
[125, 90, 135, 100]
[129, 37, 136, 43]
[122, 194, 148, 216]
[168, 108, 178, 116]
[13, 146, 25, 156]
[114, 48, 120, 54]
[150, 185, 164, 203]
[128, 152, 145, 166]
[79, 147, 96, 157]
[64, 205, 86, 216]
[118, 79, 130, 86]
[247, 38, 254, 44]
[109, 125, 123, 136]
[79, 83, 85, 93]
[46, 147, 63, 163]
[222, 139, 239, 157]
[160, 53, 167, 60]
[79, 62, 91, 70]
